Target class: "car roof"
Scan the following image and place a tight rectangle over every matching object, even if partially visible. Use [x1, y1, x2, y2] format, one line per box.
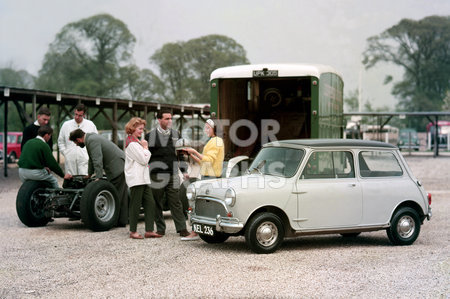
[264, 139, 397, 149]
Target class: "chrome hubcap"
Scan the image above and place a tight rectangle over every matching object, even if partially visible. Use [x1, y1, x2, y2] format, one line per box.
[256, 221, 278, 247]
[397, 215, 415, 238]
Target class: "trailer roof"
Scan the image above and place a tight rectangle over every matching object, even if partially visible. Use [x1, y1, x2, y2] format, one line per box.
[210, 63, 341, 80]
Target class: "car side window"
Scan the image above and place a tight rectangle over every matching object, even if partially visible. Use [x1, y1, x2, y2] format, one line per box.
[358, 151, 403, 177]
[301, 151, 354, 179]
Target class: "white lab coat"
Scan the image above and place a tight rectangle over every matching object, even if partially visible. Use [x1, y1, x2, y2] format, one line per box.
[58, 118, 98, 175]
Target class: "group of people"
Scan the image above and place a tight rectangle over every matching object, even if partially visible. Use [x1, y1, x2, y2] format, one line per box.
[18, 105, 224, 241]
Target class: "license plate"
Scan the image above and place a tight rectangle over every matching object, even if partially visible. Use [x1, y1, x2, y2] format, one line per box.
[192, 223, 214, 236]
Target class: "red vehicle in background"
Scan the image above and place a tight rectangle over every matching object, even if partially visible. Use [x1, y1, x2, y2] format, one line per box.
[0, 132, 23, 163]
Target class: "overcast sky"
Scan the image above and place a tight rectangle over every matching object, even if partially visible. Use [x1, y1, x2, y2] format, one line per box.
[1, 0, 449, 109]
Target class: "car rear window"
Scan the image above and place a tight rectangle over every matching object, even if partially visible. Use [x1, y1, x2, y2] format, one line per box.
[358, 151, 403, 177]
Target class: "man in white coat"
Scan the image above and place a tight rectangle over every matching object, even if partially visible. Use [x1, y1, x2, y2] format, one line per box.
[58, 103, 98, 176]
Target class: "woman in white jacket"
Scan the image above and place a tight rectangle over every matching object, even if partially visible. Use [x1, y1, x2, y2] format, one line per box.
[124, 117, 162, 239]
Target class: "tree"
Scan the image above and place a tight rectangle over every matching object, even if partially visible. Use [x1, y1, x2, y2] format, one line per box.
[36, 14, 136, 97]
[0, 67, 36, 131]
[443, 90, 450, 111]
[184, 35, 249, 103]
[363, 16, 450, 113]
[119, 65, 163, 101]
[0, 67, 35, 88]
[344, 89, 359, 112]
[150, 34, 249, 104]
[150, 42, 192, 103]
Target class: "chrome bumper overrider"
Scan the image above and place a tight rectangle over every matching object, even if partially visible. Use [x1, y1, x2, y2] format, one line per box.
[190, 214, 244, 234]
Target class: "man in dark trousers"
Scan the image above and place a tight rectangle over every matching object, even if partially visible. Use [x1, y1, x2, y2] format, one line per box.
[69, 129, 128, 227]
[21, 106, 53, 150]
[145, 109, 197, 240]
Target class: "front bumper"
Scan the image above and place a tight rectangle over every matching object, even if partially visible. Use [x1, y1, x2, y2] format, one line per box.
[190, 214, 244, 234]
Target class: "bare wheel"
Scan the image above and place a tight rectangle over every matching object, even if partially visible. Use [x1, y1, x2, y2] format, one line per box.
[245, 212, 284, 254]
[16, 180, 52, 227]
[387, 207, 421, 245]
[81, 180, 119, 232]
[263, 88, 282, 107]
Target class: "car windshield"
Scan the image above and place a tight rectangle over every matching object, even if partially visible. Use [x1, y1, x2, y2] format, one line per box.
[248, 147, 304, 177]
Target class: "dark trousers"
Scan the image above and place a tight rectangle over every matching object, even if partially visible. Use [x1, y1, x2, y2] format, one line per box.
[129, 184, 155, 232]
[110, 173, 129, 226]
[150, 173, 186, 233]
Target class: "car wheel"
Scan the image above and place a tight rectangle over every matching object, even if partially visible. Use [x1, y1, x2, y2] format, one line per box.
[245, 212, 284, 254]
[387, 207, 421, 245]
[340, 232, 361, 238]
[81, 180, 119, 232]
[199, 232, 230, 244]
[16, 180, 52, 227]
[8, 152, 17, 163]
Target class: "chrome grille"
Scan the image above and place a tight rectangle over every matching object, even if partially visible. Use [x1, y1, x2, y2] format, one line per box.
[195, 197, 227, 218]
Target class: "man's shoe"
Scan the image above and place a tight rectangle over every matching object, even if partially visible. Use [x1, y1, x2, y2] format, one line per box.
[145, 231, 163, 238]
[181, 232, 200, 241]
[156, 231, 165, 236]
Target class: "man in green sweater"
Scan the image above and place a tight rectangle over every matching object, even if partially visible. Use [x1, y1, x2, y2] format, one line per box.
[18, 126, 71, 188]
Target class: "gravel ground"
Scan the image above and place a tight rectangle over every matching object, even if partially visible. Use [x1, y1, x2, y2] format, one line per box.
[0, 152, 448, 298]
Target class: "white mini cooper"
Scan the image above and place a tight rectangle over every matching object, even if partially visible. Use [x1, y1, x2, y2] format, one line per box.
[187, 139, 432, 254]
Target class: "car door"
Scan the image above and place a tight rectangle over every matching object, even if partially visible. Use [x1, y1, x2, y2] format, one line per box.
[295, 150, 363, 229]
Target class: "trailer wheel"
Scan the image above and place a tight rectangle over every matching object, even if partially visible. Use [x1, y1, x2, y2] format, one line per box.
[16, 180, 52, 227]
[81, 180, 119, 232]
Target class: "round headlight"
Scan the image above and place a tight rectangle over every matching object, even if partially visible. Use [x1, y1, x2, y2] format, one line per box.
[186, 183, 196, 201]
[224, 188, 236, 207]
